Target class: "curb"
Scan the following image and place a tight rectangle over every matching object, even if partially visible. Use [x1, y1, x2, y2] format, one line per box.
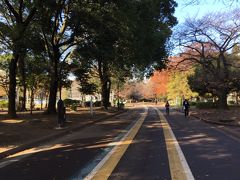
[0, 109, 127, 160]
[172, 108, 240, 139]
[173, 108, 240, 127]
[190, 113, 240, 127]
[190, 114, 240, 139]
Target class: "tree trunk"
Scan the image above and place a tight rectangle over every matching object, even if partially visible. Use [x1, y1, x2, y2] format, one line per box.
[45, 92, 48, 108]
[5, 2, 36, 117]
[8, 56, 18, 118]
[40, 91, 44, 110]
[22, 84, 27, 111]
[46, 55, 59, 114]
[101, 78, 111, 109]
[217, 89, 228, 109]
[30, 88, 34, 115]
[47, 74, 58, 114]
[98, 61, 111, 110]
[18, 55, 27, 111]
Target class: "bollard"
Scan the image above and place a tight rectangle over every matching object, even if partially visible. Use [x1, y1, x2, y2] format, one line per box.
[57, 99, 65, 127]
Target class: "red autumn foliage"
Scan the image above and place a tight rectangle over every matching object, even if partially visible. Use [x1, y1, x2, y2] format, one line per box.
[148, 70, 169, 97]
[148, 55, 194, 98]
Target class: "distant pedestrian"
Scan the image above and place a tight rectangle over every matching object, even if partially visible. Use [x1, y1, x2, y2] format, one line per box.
[183, 99, 190, 117]
[165, 101, 170, 115]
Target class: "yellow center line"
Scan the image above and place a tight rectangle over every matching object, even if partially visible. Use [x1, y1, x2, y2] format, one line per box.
[84, 107, 148, 180]
[156, 108, 195, 180]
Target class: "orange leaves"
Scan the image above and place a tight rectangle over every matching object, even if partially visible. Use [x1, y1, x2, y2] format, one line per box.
[149, 70, 169, 97]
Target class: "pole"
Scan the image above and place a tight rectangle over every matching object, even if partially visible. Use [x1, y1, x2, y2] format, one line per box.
[90, 96, 93, 117]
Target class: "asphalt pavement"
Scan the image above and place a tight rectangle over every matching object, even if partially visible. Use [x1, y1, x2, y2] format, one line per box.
[0, 106, 240, 180]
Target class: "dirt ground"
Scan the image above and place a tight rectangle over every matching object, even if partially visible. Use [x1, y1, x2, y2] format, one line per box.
[191, 106, 240, 126]
[0, 107, 120, 153]
[0, 104, 239, 154]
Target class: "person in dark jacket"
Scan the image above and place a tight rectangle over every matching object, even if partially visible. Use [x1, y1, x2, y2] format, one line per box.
[183, 99, 190, 117]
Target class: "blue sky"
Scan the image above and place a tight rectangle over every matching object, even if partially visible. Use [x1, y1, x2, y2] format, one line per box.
[174, 0, 240, 23]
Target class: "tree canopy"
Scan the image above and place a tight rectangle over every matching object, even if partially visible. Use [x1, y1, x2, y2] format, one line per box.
[0, 0, 178, 116]
[173, 9, 240, 108]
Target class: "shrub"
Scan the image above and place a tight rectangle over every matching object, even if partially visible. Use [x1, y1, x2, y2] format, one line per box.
[70, 104, 77, 111]
[195, 102, 216, 109]
[119, 102, 125, 109]
[228, 100, 235, 105]
[63, 99, 81, 111]
[93, 101, 102, 107]
[189, 101, 197, 106]
[0, 100, 8, 108]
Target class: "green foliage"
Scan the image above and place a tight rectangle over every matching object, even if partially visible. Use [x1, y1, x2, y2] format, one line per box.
[228, 100, 235, 105]
[25, 55, 48, 90]
[0, 100, 8, 108]
[0, 0, 178, 114]
[188, 66, 213, 96]
[63, 99, 80, 107]
[0, 54, 11, 92]
[79, 83, 97, 95]
[0, 54, 11, 69]
[73, 0, 177, 85]
[129, 0, 177, 74]
[188, 61, 240, 97]
[167, 71, 198, 100]
[70, 57, 99, 95]
[63, 99, 81, 111]
[189, 101, 197, 106]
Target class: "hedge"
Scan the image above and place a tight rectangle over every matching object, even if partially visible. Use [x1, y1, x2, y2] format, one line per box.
[195, 102, 217, 109]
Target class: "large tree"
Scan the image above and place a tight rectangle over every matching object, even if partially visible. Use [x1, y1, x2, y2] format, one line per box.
[38, 0, 77, 114]
[74, 0, 177, 109]
[167, 70, 198, 103]
[0, 0, 39, 117]
[173, 9, 240, 108]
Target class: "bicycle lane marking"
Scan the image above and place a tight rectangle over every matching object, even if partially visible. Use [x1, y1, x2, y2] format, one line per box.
[155, 108, 195, 180]
[83, 106, 148, 180]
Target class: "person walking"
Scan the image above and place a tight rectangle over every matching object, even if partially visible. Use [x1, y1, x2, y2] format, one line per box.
[183, 99, 190, 117]
[165, 101, 170, 115]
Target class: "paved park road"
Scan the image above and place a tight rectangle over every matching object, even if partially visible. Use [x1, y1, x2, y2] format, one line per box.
[0, 106, 240, 180]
